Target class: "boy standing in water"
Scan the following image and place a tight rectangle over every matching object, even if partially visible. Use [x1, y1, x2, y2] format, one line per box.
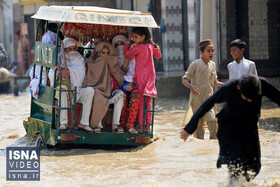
[181, 75, 280, 182]
[227, 39, 257, 80]
[182, 39, 223, 139]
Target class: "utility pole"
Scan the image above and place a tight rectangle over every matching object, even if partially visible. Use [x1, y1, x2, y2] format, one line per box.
[195, 0, 200, 59]
[182, 0, 189, 70]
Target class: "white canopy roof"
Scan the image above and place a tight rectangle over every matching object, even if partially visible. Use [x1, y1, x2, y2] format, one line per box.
[32, 6, 160, 28]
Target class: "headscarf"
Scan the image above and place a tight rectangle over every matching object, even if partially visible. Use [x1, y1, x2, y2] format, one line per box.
[112, 35, 127, 47]
[89, 41, 119, 63]
[112, 35, 128, 68]
[63, 37, 78, 49]
[58, 38, 85, 92]
[83, 42, 124, 128]
[94, 42, 119, 56]
[85, 42, 123, 88]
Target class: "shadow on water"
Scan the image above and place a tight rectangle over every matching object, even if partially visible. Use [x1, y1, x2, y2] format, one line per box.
[0, 135, 149, 157]
[40, 143, 148, 157]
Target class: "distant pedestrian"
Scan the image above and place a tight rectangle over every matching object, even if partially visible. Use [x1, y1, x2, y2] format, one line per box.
[16, 30, 30, 76]
[181, 75, 280, 182]
[8, 60, 18, 74]
[182, 39, 223, 139]
[227, 39, 257, 80]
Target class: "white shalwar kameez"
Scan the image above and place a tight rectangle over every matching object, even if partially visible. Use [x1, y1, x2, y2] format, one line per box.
[49, 48, 94, 127]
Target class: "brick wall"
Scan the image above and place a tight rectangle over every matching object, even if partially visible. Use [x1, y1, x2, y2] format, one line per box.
[219, 0, 280, 72]
[248, 0, 269, 60]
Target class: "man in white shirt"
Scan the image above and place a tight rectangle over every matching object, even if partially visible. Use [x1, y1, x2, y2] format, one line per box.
[49, 37, 95, 132]
[227, 39, 258, 80]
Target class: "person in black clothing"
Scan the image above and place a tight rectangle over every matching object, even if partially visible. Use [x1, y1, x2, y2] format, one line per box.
[181, 75, 280, 182]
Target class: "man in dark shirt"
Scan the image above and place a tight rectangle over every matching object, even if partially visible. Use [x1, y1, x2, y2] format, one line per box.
[181, 75, 280, 182]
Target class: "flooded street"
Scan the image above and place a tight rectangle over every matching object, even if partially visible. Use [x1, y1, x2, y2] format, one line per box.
[0, 93, 280, 186]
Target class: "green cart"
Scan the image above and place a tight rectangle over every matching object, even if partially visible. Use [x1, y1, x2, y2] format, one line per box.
[23, 5, 160, 150]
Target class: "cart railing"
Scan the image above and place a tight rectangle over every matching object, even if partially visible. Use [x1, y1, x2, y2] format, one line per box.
[31, 40, 77, 130]
[34, 42, 57, 68]
[142, 95, 155, 135]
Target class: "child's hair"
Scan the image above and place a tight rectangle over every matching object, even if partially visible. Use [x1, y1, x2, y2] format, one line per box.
[229, 39, 246, 50]
[47, 23, 58, 33]
[200, 46, 207, 52]
[238, 75, 261, 100]
[132, 27, 159, 48]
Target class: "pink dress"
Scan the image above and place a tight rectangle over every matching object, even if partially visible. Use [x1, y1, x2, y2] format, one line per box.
[124, 43, 162, 126]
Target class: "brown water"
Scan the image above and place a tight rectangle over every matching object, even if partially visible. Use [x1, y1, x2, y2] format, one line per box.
[0, 93, 280, 187]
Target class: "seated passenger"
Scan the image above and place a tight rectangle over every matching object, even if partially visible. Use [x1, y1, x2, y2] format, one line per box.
[112, 35, 139, 134]
[83, 42, 125, 133]
[49, 37, 95, 132]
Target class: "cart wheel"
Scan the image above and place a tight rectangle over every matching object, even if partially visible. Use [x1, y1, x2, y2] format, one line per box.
[35, 134, 45, 151]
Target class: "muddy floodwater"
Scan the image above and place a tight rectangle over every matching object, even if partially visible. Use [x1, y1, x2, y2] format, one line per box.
[0, 93, 280, 187]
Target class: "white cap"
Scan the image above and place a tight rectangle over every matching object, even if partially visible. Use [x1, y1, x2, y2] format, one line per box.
[112, 35, 127, 46]
[63, 37, 78, 48]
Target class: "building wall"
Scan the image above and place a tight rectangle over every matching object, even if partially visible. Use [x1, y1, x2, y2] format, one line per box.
[219, 0, 280, 74]
[267, 0, 280, 63]
[13, 4, 23, 61]
[133, 0, 149, 12]
[248, 0, 269, 60]
[220, 0, 227, 62]
[48, 0, 116, 8]
[200, 0, 219, 66]
[161, 0, 184, 72]
[116, 0, 131, 10]
[187, 0, 196, 63]
[0, 1, 14, 65]
[0, 4, 5, 52]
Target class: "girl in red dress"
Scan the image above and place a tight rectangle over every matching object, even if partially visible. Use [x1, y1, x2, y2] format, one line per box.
[124, 27, 162, 133]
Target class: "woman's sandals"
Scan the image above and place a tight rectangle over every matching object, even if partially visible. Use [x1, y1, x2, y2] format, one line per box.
[92, 127, 102, 133]
[112, 125, 124, 134]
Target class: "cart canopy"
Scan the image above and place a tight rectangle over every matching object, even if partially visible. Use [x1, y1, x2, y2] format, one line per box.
[32, 5, 159, 28]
